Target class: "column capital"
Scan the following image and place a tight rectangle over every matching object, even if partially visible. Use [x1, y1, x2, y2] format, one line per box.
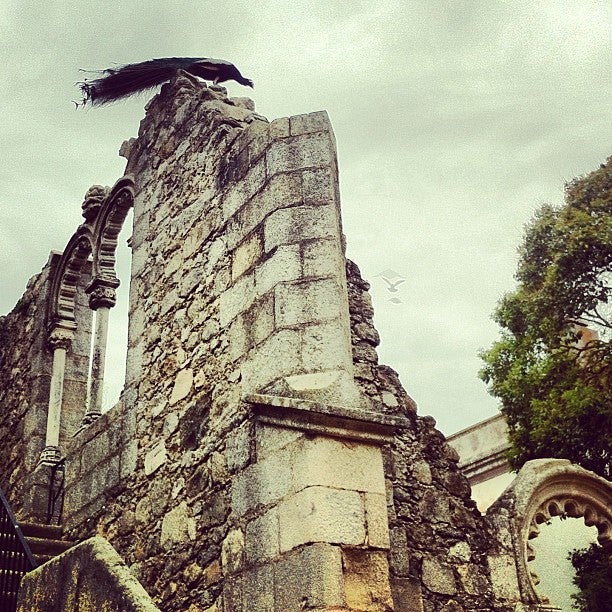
[47, 325, 75, 351]
[86, 276, 120, 309]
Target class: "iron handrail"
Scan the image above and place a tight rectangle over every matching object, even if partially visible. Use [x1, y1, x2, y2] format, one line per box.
[0, 485, 37, 611]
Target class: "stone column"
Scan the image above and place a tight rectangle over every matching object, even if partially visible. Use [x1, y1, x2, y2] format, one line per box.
[39, 325, 75, 466]
[83, 277, 119, 425]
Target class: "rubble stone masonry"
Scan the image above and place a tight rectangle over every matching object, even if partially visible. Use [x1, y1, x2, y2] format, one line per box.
[1, 76, 565, 611]
[0, 254, 92, 518]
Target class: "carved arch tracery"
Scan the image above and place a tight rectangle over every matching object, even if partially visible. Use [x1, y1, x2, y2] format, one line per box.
[489, 458, 612, 607]
[91, 175, 135, 293]
[47, 230, 94, 331]
[46, 175, 135, 333]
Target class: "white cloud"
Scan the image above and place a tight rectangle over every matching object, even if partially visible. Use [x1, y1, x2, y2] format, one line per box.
[1, 0, 610, 434]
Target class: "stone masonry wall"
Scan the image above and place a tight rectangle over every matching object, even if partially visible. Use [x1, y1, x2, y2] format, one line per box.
[346, 260, 506, 612]
[0, 253, 91, 518]
[60, 76, 395, 611]
[1, 75, 523, 611]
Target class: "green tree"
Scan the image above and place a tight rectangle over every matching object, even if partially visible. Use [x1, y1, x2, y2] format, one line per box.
[569, 544, 611, 611]
[480, 158, 612, 479]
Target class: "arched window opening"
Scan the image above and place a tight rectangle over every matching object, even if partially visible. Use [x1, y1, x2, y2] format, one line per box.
[42, 178, 135, 464]
[83, 177, 134, 423]
[529, 516, 599, 611]
[100, 207, 133, 412]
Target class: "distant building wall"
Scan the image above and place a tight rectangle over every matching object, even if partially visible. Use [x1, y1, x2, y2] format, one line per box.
[447, 413, 512, 512]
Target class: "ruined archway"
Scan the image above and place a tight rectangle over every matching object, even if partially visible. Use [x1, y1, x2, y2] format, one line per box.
[487, 458, 612, 608]
[42, 178, 135, 461]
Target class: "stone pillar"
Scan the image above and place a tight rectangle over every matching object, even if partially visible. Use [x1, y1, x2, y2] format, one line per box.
[83, 277, 119, 425]
[39, 325, 75, 466]
[223, 394, 406, 611]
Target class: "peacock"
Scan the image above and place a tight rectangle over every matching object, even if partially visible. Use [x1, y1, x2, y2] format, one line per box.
[78, 57, 253, 106]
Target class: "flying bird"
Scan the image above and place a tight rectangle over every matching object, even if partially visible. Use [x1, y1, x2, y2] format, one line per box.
[78, 57, 254, 106]
[381, 277, 406, 293]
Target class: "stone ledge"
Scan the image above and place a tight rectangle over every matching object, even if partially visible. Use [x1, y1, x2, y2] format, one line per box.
[246, 393, 408, 444]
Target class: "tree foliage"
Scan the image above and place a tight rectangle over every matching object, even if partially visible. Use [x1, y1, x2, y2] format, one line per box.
[480, 158, 612, 479]
[569, 544, 611, 611]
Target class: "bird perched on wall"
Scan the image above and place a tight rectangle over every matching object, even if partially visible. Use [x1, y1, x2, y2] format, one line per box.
[78, 57, 253, 106]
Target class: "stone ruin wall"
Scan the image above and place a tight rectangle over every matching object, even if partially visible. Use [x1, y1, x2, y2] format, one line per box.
[346, 260, 499, 611]
[0, 255, 92, 517]
[0, 77, 531, 611]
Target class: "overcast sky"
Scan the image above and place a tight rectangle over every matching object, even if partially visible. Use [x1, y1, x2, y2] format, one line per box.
[1, 1, 610, 434]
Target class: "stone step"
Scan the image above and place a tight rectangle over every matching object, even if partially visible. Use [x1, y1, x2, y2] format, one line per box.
[17, 522, 73, 566]
[25, 535, 72, 558]
[19, 522, 63, 541]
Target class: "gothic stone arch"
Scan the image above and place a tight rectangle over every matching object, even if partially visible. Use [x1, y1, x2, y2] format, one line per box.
[47, 176, 135, 332]
[41, 176, 135, 461]
[486, 458, 611, 608]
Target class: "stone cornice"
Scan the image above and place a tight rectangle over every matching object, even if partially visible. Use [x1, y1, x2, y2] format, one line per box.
[245, 393, 408, 444]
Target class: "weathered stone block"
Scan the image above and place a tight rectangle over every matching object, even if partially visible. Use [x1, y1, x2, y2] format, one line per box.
[342, 549, 394, 611]
[302, 166, 337, 208]
[289, 111, 331, 136]
[240, 329, 301, 393]
[226, 172, 302, 250]
[292, 436, 386, 494]
[278, 486, 365, 552]
[273, 543, 345, 609]
[227, 315, 249, 363]
[159, 287, 178, 316]
[221, 528, 245, 574]
[263, 204, 337, 252]
[302, 237, 343, 278]
[222, 157, 267, 220]
[131, 243, 149, 279]
[144, 441, 167, 476]
[231, 448, 292, 517]
[169, 368, 193, 405]
[421, 558, 456, 595]
[266, 132, 334, 177]
[301, 319, 352, 370]
[389, 527, 411, 577]
[240, 564, 275, 611]
[255, 423, 303, 461]
[225, 421, 252, 472]
[269, 117, 290, 139]
[232, 232, 263, 280]
[160, 501, 196, 549]
[245, 506, 279, 563]
[254, 244, 301, 296]
[219, 272, 255, 327]
[275, 278, 343, 328]
[391, 577, 424, 612]
[90, 455, 121, 500]
[250, 294, 275, 346]
[364, 492, 391, 549]
[80, 430, 110, 469]
[120, 439, 138, 478]
[17, 536, 161, 612]
[487, 555, 521, 601]
[456, 563, 489, 596]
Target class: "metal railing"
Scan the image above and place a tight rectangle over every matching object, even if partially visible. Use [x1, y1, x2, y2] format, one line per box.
[46, 459, 66, 526]
[0, 486, 37, 611]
